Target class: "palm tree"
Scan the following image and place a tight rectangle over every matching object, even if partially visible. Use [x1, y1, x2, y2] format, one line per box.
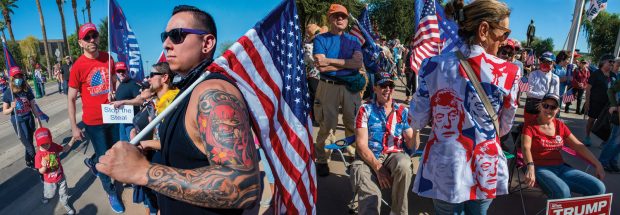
[35, 0, 52, 79]
[0, 20, 7, 42]
[0, 0, 18, 42]
[56, 0, 70, 56]
[86, 0, 91, 23]
[71, 0, 79, 35]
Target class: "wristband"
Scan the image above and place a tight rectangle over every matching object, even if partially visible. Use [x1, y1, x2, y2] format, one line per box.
[526, 162, 534, 166]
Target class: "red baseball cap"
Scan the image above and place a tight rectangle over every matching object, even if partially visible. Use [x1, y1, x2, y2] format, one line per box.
[503, 39, 520, 51]
[115, 62, 127, 72]
[9, 66, 22, 77]
[35, 127, 53, 146]
[78, 23, 98, 40]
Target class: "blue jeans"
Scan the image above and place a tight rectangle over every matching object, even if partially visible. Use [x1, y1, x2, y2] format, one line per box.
[84, 124, 119, 195]
[599, 124, 620, 166]
[433, 199, 492, 215]
[10, 113, 36, 165]
[535, 164, 605, 199]
[62, 80, 68, 95]
[118, 123, 134, 142]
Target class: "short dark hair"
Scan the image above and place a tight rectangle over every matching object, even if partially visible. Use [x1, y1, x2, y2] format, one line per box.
[555, 51, 568, 64]
[172, 5, 218, 54]
[153, 62, 174, 83]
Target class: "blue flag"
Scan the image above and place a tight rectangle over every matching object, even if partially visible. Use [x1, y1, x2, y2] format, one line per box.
[352, 7, 382, 73]
[109, 0, 144, 81]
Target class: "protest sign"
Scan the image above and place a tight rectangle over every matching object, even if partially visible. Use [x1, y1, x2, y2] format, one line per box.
[102, 104, 134, 124]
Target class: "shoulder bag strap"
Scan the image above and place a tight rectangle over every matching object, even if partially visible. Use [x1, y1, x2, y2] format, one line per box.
[456, 51, 501, 138]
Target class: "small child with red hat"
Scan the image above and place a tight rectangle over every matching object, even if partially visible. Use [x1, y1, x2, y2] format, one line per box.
[34, 127, 75, 215]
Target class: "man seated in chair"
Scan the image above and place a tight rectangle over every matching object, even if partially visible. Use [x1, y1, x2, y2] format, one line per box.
[351, 71, 418, 215]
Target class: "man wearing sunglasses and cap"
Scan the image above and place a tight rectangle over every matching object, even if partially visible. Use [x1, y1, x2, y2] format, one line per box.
[66, 23, 123, 213]
[352, 71, 417, 215]
[96, 5, 259, 214]
[313, 3, 364, 177]
[109, 62, 141, 142]
[524, 51, 560, 123]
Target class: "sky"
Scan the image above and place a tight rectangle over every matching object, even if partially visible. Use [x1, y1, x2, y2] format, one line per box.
[6, 0, 620, 68]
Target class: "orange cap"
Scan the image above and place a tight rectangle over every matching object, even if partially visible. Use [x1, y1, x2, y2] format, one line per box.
[328, 4, 348, 17]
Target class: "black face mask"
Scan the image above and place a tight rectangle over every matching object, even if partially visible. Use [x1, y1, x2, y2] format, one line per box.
[172, 58, 214, 91]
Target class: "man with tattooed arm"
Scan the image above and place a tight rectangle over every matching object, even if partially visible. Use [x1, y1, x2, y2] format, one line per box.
[96, 5, 260, 214]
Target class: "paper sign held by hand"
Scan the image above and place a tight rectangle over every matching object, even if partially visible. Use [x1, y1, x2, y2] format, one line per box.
[102, 104, 134, 124]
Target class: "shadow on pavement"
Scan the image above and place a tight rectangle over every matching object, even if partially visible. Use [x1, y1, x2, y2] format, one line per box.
[67, 171, 97, 207]
[77, 203, 98, 214]
[0, 168, 42, 211]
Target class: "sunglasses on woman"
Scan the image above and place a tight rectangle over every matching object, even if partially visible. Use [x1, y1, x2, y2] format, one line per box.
[541, 103, 558, 110]
[489, 22, 511, 41]
[379, 82, 395, 89]
[161, 28, 209, 44]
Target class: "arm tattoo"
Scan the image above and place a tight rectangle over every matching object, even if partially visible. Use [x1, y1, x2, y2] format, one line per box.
[146, 89, 259, 209]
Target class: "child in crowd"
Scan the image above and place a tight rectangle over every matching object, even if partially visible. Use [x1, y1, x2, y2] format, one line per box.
[34, 127, 75, 215]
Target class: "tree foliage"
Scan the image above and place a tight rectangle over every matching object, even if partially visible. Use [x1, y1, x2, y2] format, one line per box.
[581, 11, 620, 61]
[366, 0, 415, 43]
[98, 17, 108, 52]
[68, 33, 80, 60]
[296, 0, 364, 39]
[529, 37, 555, 56]
[18, 36, 41, 70]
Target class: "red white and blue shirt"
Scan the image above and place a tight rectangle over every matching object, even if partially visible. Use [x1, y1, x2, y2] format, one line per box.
[409, 45, 520, 203]
[356, 101, 411, 159]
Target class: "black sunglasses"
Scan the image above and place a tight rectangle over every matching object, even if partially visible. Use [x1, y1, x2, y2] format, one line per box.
[379, 82, 395, 89]
[541, 103, 558, 110]
[161, 28, 209, 44]
[149, 72, 164, 78]
[83, 32, 99, 41]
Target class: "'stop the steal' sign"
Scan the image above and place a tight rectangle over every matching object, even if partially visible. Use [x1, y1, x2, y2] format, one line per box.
[547, 193, 613, 215]
[101, 104, 134, 124]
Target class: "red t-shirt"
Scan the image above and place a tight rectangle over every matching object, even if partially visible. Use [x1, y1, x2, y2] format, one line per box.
[69, 52, 115, 125]
[522, 118, 572, 166]
[34, 143, 64, 183]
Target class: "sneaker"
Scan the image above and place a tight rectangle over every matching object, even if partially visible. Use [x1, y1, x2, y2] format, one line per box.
[316, 163, 330, 177]
[65, 206, 75, 215]
[584, 136, 592, 147]
[108, 194, 125, 213]
[84, 158, 99, 177]
[41, 198, 49, 204]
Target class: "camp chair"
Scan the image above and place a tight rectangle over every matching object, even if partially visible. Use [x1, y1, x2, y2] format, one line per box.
[325, 136, 423, 214]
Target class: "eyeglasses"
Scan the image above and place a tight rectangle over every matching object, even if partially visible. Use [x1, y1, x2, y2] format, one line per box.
[541, 103, 558, 110]
[379, 83, 395, 89]
[82, 32, 99, 41]
[149, 72, 164, 78]
[161, 28, 209, 44]
[489, 22, 511, 41]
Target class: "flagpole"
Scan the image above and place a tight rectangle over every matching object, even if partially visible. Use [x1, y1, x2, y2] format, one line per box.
[614, 27, 620, 58]
[130, 70, 211, 145]
[568, 0, 586, 64]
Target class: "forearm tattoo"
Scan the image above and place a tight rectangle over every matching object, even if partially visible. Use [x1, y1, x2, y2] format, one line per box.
[146, 89, 259, 209]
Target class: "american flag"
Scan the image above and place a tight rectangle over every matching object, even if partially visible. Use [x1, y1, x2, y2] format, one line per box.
[519, 76, 530, 92]
[208, 0, 316, 214]
[563, 91, 576, 104]
[411, 0, 463, 73]
[350, 6, 382, 73]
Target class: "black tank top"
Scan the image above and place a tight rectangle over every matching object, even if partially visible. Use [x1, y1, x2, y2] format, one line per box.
[156, 60, 244, 215]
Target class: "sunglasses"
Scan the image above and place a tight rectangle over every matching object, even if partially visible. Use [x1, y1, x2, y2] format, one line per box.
[149, 72, 164, 78]
[541, 103, 558, 110]
[489, 22, 511, 40]
[161, 28, 209, 44]
[379, 83, 395, 89]
[82, 32, 99, 41]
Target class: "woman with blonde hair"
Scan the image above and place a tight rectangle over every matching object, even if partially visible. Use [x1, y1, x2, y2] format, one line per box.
[2, 66, 43, 168]
[410, 0, 519, 214]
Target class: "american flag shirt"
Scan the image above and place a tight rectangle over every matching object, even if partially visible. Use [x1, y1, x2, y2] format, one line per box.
[409, 45, 520, 203]
[356, 101, 411, 159]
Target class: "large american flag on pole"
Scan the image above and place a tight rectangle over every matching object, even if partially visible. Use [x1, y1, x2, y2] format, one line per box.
[207, 0, 316, 214]
[411, 0, 463, 73]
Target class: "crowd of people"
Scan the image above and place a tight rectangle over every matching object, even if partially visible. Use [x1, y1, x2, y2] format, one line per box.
[1, 0, 619, 214]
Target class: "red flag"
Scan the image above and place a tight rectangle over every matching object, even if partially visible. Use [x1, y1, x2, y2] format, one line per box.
[157, 50, 166, 63]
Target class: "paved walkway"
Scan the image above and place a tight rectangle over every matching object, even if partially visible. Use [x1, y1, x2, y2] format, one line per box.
[0, 80, 617, 214]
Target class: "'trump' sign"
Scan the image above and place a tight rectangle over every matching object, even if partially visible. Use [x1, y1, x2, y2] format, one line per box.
[547, 193, 612, 215]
